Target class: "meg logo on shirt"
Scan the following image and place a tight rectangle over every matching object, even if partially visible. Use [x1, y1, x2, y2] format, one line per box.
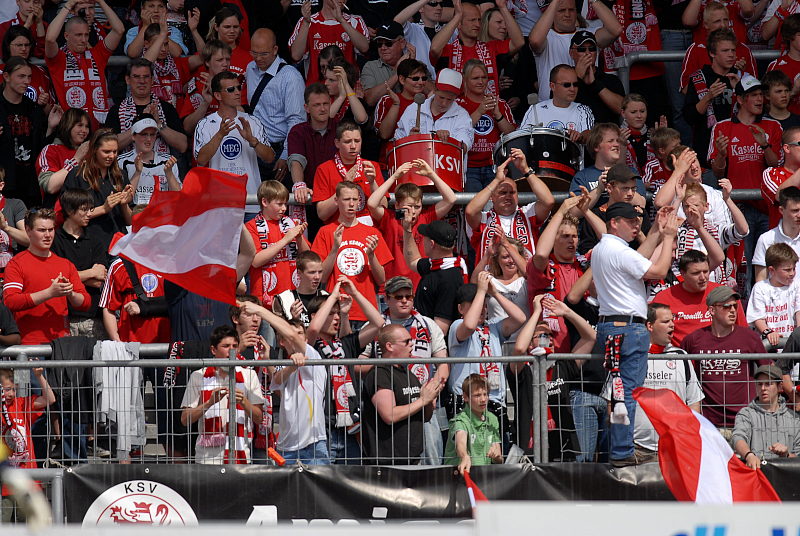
[221, 137, 242, 160]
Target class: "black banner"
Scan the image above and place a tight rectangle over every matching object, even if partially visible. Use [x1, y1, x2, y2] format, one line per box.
[65, 462, 800, 524]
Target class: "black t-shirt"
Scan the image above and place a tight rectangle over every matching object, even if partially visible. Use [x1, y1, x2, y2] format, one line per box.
[362, 363, 424, 465]
[165, 281, 231, 343]
[0, 302, 19, 342]
[414, 258, 464, 322]
[63, 168, 131, 252]
[51, 226, 109, 319]
[653, 0, 693, 30]
[0, 93, 46, 205]
[575, 71, 626, 125]
[765, 112, 800, 132]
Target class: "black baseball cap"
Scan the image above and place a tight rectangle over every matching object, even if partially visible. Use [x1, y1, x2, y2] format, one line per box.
[418, 220, 457, 248]
[605, 163, 639, 184]
[605, 202, 641, 221]
[571, 30, 597, 47]
[375, 22, 404, 41]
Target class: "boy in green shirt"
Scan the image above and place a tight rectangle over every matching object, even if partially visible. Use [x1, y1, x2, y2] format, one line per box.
[444, 374, 503, 474]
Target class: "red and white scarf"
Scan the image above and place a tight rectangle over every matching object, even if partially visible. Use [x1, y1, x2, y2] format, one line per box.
[255, 213, 298, 303]
[118, 94, 169, 154]
[62, 45, 108, 124]
[316, 338, 356, 427]
[604, 334, 629, 425]
[623, 125, 657, 177]
[429, 256, 469, 283]
[480, 209, 535, 257]
[198, 367, 250, 464]
[236, 343, 274, 450]
[1, 395, 29, 467]
[690, 70, 719, 129]
[374, 311, 433, 384]
[476, 324, 501, 389]
[151, 53, 182, 106]
[335, 152, 363, 179]
[449, 39, 497, 95]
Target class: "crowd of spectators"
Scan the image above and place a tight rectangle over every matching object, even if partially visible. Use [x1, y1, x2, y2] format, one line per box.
[2, 0, 800, 482]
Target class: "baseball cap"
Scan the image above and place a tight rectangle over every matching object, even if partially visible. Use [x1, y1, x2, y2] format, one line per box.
[735, 74, 762, 96]
[605, 163, 639, 184]
[705, 286, 741, 305]
[604, 202, 640, 221]
[132, 116, 158, 134]
[418, 220, 457, 248]
[571, 30, 597, 47]
[385, 276, 413, 295]
[436, 68, 462, 95]
[375, 21, 404, 41]
[754, 364, 783, 382]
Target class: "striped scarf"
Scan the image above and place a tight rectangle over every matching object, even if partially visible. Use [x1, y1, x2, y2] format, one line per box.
[198, 367, 250, 464]
[236, 344, 274, 450]
[374, 311, 433, 384]
[476, 324, 501, 389]
[254, 214, 299, 304]
[429, 256, 469, 283]
[1, 395, 29, 467]
[118, 94, 169, 154]
[316, 338, 355, 427]
[604, 334, 629, 425]
[480, 209, 535, 257]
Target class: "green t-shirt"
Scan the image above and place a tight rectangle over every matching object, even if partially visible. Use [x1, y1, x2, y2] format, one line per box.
[443, 407, 501, 466]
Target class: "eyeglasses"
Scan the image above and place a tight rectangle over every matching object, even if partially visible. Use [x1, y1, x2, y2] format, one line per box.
[786, 141, 800, 147]
[10, 42, 31, 47]
[223, 84, 243, 93]
[554, 81, 579, 88]
[408, 75, 429, 82]
[375, 39, 399, 48]
[392, 338, 413, 345]
[713, 302, 738, 310]
[574, 45, 597, 52]
[250, 50, 273, 57]
[390, 294, 414, 301]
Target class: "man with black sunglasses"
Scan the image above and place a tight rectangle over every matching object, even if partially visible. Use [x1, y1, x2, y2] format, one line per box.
[361, 22, 412, 107]
[569, 31, 625, 125]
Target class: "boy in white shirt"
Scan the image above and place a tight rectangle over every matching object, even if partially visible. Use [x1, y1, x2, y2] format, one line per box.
[118, 116, 180, 205]
[747, 243, 800, 350]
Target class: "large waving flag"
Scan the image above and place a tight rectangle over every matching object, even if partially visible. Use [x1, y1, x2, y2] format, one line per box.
[110, 167, 246, 305]
[633, 387, 780, 504]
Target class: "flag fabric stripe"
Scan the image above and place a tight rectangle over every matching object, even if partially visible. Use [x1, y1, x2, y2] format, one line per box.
[463, 471, 488, 504]
[111, 207, 243, 273]
[633, 387, 780, 504]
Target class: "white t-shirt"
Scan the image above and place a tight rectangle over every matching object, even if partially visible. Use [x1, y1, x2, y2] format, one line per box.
[534, 29, 578, 96]
[466, 202, 538, 241]
[520, 99, 595, 133]
[269, 344, 328, 451]
[592, 233, 652, 318]
[752, 223, 800, 270]
[117, 148, 175, 205]
[746, 279, 800, 337]
[487, 276, 528, 343]
[194, 111, 269, 213]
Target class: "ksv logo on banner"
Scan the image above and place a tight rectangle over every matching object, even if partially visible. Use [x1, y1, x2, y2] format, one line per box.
[82, 480, 198, 526]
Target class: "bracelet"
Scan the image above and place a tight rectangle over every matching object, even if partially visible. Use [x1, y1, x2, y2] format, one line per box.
[525, 168, 535, 177]
[761, 328, 774, 340]
[495, 115, 503, 122]
[64, 158, 78, 171]
[346, 92, 356, 97]
[744, 451, 755, 460]
[292, 181, 307, 191]
[249, 140, 259, 148]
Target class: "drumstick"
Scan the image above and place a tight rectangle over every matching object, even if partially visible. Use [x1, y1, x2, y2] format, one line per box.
[414, 93, 426, 132]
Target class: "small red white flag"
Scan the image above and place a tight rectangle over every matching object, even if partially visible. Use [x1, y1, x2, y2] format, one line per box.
[633, 387, 781, 503]
[463, 471, 488, 507]
[110, 167, 247, 305]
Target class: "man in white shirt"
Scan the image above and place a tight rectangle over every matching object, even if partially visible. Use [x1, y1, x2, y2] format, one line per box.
[520, 64, 594, 144]
[591, 202, 678, 467]
[194, 71, 275, 217]
[395, 68, 474, 150]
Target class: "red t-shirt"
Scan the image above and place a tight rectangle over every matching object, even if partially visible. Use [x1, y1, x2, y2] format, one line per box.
[767, 54, 800, 114]
[46, 41, 113, 129]
[35, 143, 76, 176]
[3, 250, 90, 344]
[377, 205, 437, 288]
[440, 39, 509, 96]
[310, 221, 393, 321]
[707, 117, 783, 212]
[177, 67, 247, 119]
[691, 0, 749, 47]
[456, 96, 515, 168]
[681, 325, 765, 427]
[603, 0, 664, 80]
[311, 158, 384, 225]
[374, 93, 414, 131]
[526, 256, 584, 352]
[289, 12, 369, 84]
[98, 258, 170, 344]
[245, 215, 301, 304]
[652, 281, 747, 346]
[1, 395, 42, 474]
[152, 54, 195, 107]
[762, 165, 794, 227]
[679, 42, 756, 90]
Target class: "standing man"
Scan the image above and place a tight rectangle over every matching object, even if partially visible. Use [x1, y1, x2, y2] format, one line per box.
[45, 0, 125, 129]
[3, 208, 89, 344]
[194, 71, 275, 219]
[591, 202, 678, 467]
[246, 28, 305, 183]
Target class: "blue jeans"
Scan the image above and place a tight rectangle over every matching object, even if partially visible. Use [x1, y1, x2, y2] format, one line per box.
[466, 165, 495, 193]
[569, 389, 609, 463]
[421, 410, 446, 465]
[660, 29, 694, 146]
[595, 321, 650, 461]
[280, 440, 330, 465]
[328, 426, 362, 464]
[739, 203, 770, 298]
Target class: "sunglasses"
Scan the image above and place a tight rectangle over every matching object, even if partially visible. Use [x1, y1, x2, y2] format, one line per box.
[392, 338, 413, 345]
[427, 1, 443, 6]
[713, 302, 738, 310]
[223, 84, 242, 93]
[390, 294, 414, 301]
[408, 75, 429, 82]
[554, 82, 579, 88]
[574, 45, 597, 52]
[376, 38, 400, 48]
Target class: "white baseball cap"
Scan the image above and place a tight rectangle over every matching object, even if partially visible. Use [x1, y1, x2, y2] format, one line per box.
[132, 117, 159, 134]
[436, 68, 462, 95]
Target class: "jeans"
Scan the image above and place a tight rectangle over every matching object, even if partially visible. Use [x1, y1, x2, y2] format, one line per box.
[595, 321, 650, 461]
[328, 426, 362, 464]
[739, 203, 770, 298]
[421, 409, 446, 465]
[60, 417, 87, 463]
[660, 29, 694, 145]
[466, 165, 496, 193]
[280, 440, 330, 465]
[569, 389, 609, 463]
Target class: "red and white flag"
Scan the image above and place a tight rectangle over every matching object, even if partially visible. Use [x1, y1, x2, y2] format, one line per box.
[463, 471, 488, 507]
[110, 167, 247, 305]
[633, 387, 781, 504]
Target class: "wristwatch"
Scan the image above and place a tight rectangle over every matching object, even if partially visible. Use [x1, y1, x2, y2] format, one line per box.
[760, 144, 770, 150]
[761, 328, 774, 340]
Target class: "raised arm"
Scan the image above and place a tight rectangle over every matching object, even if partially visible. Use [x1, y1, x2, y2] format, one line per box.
[415, 158, 456, 218]
[465, 157, 511, 229]
[528, 0, 558, 54]
[46, 0, 76, 59]
[239, 300, 305, 354]
[307, 281, 342, 342]
[498, 1, 525, 54]
[367, 162, 412, 223]
[430, 0, 461, 64]
[681, 0, 702, 28]
[402, 212, 423, 273]
[653, 148, 695, 209]
[591, 0, 623, 48]
[98, 0, 125, 52]
[338, 275, 384, 346]
[510, 148, 554, 222]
